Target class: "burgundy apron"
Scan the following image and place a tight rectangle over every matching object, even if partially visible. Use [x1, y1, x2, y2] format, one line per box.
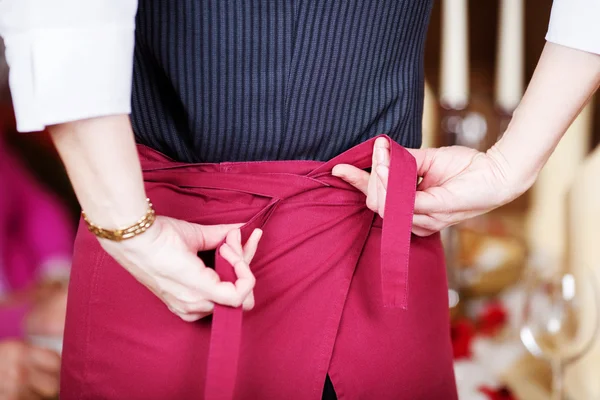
[60, 136, 457, 399]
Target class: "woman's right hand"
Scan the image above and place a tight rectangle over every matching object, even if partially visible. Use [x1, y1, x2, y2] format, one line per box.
[99, 216, 262, 322]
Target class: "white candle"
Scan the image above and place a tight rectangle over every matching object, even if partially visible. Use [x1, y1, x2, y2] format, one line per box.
[565, 142, 600, 400]
[440, 0, 469, 109]
[421, 80, 437, 148]
[495, 0, 524, 111]
[526, 100, 593, 268]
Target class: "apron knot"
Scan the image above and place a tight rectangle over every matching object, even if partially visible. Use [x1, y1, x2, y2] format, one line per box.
[203, 135, 418, 400]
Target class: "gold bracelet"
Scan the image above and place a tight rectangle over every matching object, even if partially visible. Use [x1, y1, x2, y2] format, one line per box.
[82, 198, 156, 242]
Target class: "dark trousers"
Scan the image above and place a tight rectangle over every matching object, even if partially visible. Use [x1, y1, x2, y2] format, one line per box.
[322, 376, 337, 400]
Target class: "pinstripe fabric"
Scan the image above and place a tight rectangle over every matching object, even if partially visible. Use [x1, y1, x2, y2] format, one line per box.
[131, 0, 433, 163]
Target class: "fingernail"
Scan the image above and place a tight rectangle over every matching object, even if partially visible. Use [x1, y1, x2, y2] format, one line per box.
[375, 137, 388, 148]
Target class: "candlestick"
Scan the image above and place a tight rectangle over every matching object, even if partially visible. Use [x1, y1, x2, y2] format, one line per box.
[439, 0, 469, 303]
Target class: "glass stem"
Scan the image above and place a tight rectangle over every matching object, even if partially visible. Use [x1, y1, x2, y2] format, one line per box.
[551, 359, 564, 400]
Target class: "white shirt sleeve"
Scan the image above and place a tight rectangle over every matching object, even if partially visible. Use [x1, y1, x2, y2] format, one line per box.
[546, 0, 600, 55]
[0, 0, 138, 132]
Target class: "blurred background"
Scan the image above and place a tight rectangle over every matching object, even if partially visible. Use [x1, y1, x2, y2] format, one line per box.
[1, 1, 600, 399]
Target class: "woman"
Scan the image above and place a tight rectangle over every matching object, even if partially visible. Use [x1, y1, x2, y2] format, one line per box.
[0, 130, 71, 398]
[1, 1, 598, 399]
[0, 131, 72, 336]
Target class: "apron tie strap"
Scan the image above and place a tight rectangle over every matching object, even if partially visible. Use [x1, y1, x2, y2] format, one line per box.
[379, 136, 417, 308]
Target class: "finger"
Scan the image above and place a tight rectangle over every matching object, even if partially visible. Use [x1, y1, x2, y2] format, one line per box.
[175, 311, 211, 322]
[413, 189, 447, 214]
[405, 148, 432, 177]
[27, 367, 60, 399]
[243, 228, 263, 263]
[0, 385, 20, 400]
[189, 223, 244, 251]
[376, 165, 389, 190]
[371, 139, 379, 172]
[167, 303, 187, 316]
[375, 161, 390, 190]
[411, 226, 436, 237]
[220, 245, 256, 302]
[230, 259, 256, 300]
[226, 229, 244, 256]
[376, 160, 390, 214]
[416, 175, 435, 191]
[233, 260, 255, 305]
[220, 242, 240, 266]
[373, 170, 387, 218]
[17, 388, 39, 400]
[27, 346, 60, 374]
[375, 140, 390, 170]
[242, 291, 255, 311]
[365, 172, 379, 213]
[160, 269, 223, 314]
[192, 299, 215, 313]
[365, 145, 380, 213]
[0, 356, 27, 399]
[416, 167, 449, 191]
[177, 313, 200, 322]
[412, 214, 445, 233]
[197, 267, 244, 307]
[198, 246, 253, 308]
[331, 164, 370, 195]
[374, 136, 390, 151]
[176, 298, 215, 314]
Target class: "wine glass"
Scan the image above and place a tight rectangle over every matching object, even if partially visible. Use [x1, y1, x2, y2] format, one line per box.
[519, 267, 600, 400]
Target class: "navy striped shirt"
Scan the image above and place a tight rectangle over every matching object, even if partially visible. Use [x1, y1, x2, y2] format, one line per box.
[131, 0, 433, 163]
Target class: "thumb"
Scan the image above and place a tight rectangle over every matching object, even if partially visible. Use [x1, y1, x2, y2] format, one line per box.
[332, 164, 369, 195]
[186, 222, 244, 251]
[405, 148, 430, 177]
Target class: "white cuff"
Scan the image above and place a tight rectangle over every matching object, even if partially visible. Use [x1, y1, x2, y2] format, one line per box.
[4, 25, 135, 132]
[546, 0, 600, 55]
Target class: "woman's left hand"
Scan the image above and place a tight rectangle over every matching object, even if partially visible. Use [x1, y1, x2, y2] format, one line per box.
[331, 139, 523, 238]
[332, 137, 390, 217]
